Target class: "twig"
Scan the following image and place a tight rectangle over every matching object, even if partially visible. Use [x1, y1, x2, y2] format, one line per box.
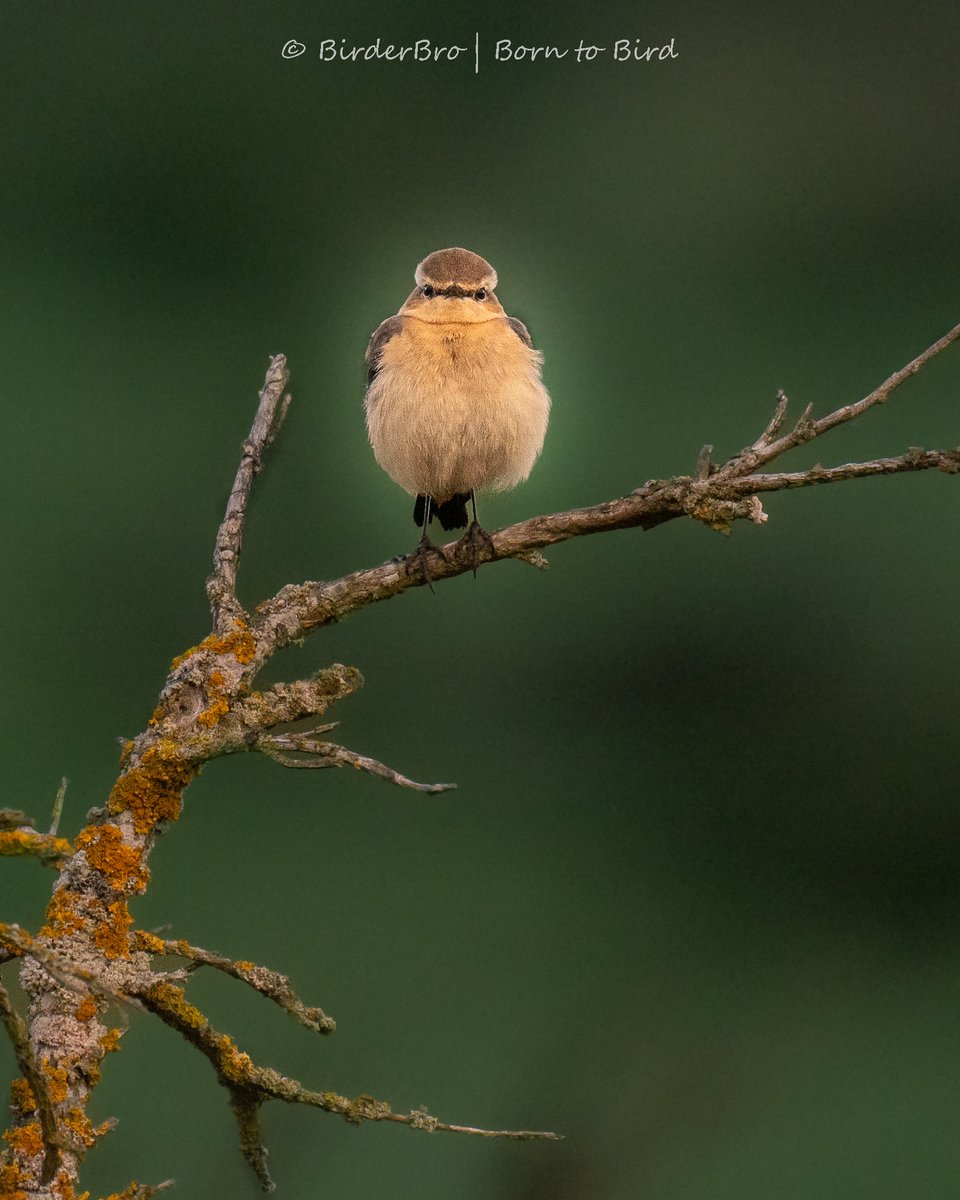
[136, 980, 557, 1191]
[132, 931, 335, 1034]
[259, 734, 457, 794]
[206, 354, 292, 632]
[50, 776, 68, 836]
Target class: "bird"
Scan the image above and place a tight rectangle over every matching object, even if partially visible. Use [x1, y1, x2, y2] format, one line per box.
[364, 247, 550, 583]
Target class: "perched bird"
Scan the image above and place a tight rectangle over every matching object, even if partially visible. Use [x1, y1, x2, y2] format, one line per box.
[364, 247, 550, 580]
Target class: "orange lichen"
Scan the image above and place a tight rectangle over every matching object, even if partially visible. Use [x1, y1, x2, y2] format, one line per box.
[75, 997, 97, 1022]
[74, 825, 149, 894]
[40, 1059, 69, 1105]
[9, 1078, 36, 1115]
[131, 929, 165, 955]
[2, 1119, 44, 1157]
[118, 739, 135, 765]
[217, 1034, 254, 1084]
[0, 1162, 27, 1200]
[52, 1171, 90, 1200]
[92, 899, 132, 960]
[235, 960, 254, 972]
[0, 828, 72, 867]
[62, 1108, 98, 1148]
[99, 1183, 149, 1200]
[39, 889, 87, 941]
[100, 1028, 123, 1055]
[170, 620, 256, 669]
[144, 981, 207, 1032]
[196, 695, 229, 727]
[106, 740, 195, 836]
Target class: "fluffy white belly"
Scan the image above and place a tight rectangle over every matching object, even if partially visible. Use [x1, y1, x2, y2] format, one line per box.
[365, 318, 550, 500]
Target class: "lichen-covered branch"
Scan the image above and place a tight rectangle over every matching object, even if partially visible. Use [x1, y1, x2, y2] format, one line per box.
[131, 931, 335, 1035]
[0, 809, 72, 870]
[0, 975, 60, 1183]
[135, 977, 557, 1191]
[3, 324, 957, 1197]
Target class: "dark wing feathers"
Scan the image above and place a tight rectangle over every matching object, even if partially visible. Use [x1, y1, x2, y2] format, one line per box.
[365, 315, 404, 384]
[506, 316, 534, 348]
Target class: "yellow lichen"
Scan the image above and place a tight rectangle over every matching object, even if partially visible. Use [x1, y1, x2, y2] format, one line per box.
[39, 889, 87, 941]
[92, 899, 132, 960]
[196, 695, 229, 727]
[0, 828, 72, 866]
[100, 1028, 123, 1054]
[235, 960, 254, 972]
[62, 1108, 98, 1148]
[217, 1034, 253, 1084]
[75, 825, 149, 894]
[52, 1170, 90, 1200]
[170, 620, 256, 669]
[106, 741, 195, 836]
[131, 929, 165, 955]
[40, 1059, 69, 1105]
[9, 1078, 36, 1115]
[99, 1183, 148, 1200]
[144, 981, 207, 1031]
[75, 997, 97, 1022]
[0, 1162, 28, 1200]
[2, 1119, 44, 1157]
[118, 739, 135, 765]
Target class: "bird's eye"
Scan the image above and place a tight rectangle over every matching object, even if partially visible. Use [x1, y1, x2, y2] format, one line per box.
[423, 285, 434, 298]
[475, 289, 486, 301]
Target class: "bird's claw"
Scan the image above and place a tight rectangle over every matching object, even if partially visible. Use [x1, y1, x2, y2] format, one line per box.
[406, 535, 442, 591]
[458, 521, 496, 577]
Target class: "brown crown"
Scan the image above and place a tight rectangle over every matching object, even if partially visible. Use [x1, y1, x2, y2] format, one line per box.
[414, 247, 498, 291]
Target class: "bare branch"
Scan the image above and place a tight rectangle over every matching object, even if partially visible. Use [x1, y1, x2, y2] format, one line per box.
[207, 354, 292, 632]
[259, 733, 457, 795]
[131, 930, 335, 1035]
[50, 776, 68, 836]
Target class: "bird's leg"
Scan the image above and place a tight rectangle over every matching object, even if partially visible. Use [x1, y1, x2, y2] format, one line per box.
[460, 491, 496, 576]
[406, 495, 439, 591]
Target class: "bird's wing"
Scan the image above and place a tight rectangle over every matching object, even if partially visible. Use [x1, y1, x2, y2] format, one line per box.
[365, 315, 404, 384]
[506, 316, 534, 348]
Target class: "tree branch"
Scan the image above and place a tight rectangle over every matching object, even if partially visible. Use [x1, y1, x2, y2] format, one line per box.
[250, 318, 960, 652]
[257, 733, 457, 795]
[206, 353, 291, 633]
[131, 931, 336, 1035]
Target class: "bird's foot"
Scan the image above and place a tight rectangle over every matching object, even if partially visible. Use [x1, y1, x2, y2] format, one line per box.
[405, 534, 442, 591]
[458, 521, 496, 577]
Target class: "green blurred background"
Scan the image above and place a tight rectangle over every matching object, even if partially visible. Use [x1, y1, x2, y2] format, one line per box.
[1, 2, 959, 1197]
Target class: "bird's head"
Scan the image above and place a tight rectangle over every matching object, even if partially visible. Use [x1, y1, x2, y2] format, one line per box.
[401, 247, 504, 323]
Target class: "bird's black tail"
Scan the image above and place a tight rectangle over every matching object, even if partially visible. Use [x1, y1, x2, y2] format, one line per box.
[413, 493, 470, 532]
